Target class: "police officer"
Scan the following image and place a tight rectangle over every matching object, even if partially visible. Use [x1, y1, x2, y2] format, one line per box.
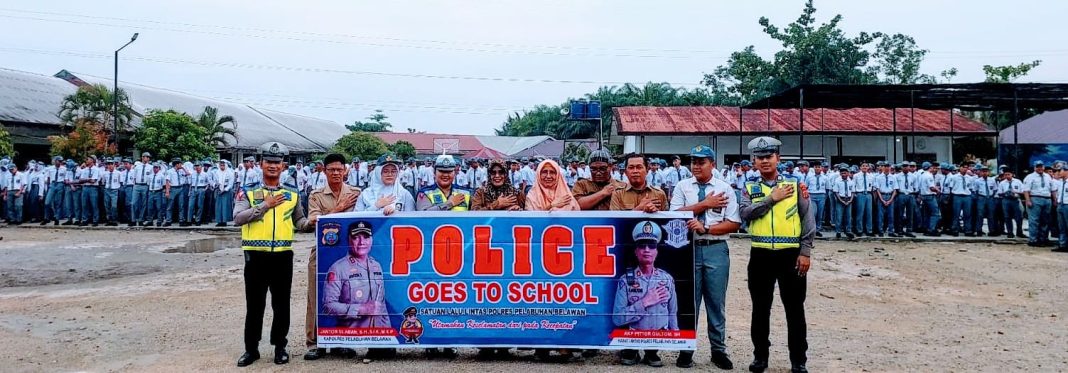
[233, 142, 308, 367]
[416, 154, 471, 212]
[613, 221, 678, 368]
[739, 137, 815, 373]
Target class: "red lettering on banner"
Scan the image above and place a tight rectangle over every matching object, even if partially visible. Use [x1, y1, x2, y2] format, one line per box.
[512, 226, 533, 276]
[473, 226, 504, 275]
[609, 329, 697, 339]
[541, 225, 574, 276]
[582, 226, 616, 277]
[433, 226, 463, 276]
[391, 226, 423, 276]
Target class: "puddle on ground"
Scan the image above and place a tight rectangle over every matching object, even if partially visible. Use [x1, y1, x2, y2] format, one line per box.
[163, 236, 241, 254]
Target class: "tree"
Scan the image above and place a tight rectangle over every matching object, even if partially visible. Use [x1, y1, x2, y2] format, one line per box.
[562, 142, 592, 163]
[332, 132, 389, 162]
[388, 140, 417, 159]
[48, 119, 115, 159]
[57, 84, 134, 153]
[346, 110, 393, 132]
[871, 33, 933, 84]
[133, 110, 214, 161]
[983, 60, 1042, 83]
[702, 0, 885, 102]
[196, 106, 237, 148]
[0, 124, 14, 157]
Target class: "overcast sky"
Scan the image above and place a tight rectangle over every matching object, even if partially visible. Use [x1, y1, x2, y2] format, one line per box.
[2, 0, 1066, 135]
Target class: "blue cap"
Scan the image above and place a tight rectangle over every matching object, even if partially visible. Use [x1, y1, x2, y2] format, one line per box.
[1034, 160, 1045, 167]
[921, 161, 931, 169]
[377, 152, 400, 166]
[946, 164, 958, 171]
[796, 160, 809, 166]
[939, 162, 950, 169]
[631, 221, 662, 243]
[740, 160, 751, 166]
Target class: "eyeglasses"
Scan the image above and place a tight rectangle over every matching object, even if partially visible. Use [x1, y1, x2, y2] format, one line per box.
[489, 170, 507, 176]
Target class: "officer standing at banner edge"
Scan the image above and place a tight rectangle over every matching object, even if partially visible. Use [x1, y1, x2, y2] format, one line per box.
[739, 136, 815, 373]
[233, 142, 308, 367]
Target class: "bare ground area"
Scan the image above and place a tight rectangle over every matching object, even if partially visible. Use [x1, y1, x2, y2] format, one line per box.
[0, 227, 1065, 373]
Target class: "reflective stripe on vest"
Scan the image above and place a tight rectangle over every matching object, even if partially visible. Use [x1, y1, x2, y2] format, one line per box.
[745, 179, 801, 249]
[425, 188, 471, 211]
[241, 187, 299, 252]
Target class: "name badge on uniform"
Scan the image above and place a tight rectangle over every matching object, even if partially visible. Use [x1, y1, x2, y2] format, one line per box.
[252, 191, 264, 203]
[281, 192, 292, 201]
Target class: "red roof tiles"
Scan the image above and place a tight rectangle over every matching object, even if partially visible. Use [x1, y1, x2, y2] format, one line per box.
[614, 106, 993, 135]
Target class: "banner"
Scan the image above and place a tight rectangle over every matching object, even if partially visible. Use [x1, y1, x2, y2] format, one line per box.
[315, 211, 696, 350]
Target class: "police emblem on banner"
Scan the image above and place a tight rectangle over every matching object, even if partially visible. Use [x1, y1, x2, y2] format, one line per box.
[663, 219, 690, 248]
[321, 222, 341, 246]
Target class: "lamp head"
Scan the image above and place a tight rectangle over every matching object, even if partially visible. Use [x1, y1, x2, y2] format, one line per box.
[131, 33, 139, 42]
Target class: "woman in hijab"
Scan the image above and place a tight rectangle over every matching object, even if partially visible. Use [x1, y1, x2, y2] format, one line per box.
[525, 159, 579, 211]
[472, 160, 525, 211]
[355, 153, 415, 215]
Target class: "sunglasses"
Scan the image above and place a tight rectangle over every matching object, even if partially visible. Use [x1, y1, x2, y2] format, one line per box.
[489, 170, 508, 176]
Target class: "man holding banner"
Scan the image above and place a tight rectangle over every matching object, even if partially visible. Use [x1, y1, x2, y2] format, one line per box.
[740, 137, 815, 373]
[669, 144, 739, 369]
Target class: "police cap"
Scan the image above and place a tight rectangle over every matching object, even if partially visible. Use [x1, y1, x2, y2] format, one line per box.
[377, 152, 400, 166]
[747, 136, 782, 156]
[349, 221, 373, 237]
[259, 142, 289, 161]
[631, 221, 662, 243]
[434, 154, 457, 171]
[403, 306, 418, 317]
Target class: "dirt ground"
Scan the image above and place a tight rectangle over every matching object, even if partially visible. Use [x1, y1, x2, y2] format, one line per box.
[0, 227, 1065, 373]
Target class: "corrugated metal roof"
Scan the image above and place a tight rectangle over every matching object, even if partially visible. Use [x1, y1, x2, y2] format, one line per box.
[473, 135, 553, 155]
[614, 106, 993, 135]
[374, 132, 484, 155]
[999, 109, 1068, 144]
[0, 68, 76, 124]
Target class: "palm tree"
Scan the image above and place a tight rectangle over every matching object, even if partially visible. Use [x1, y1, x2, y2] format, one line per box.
[196, 106, 237, 148]
[57, 84, 133, 131]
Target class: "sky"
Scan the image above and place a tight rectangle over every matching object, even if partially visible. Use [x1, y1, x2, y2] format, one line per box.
[2, 0, 1066, 135]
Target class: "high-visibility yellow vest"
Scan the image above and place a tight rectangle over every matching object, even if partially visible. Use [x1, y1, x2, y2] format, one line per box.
[745, 177, 801, 249]
[423, 187, 471, 211]
[241, 187, 299, 252]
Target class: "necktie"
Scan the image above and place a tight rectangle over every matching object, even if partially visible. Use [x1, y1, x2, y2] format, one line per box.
[905, 173, 910, 191]
[884, 174, 889, 189]
[697, 183, 709, 222]
[863, 173, 867, 190]
[55, 167, 59, 181]
[676, 168, 681, 180]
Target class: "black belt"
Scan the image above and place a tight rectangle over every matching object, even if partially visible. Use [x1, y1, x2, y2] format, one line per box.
[1032, 195, 1050, 199]
[695, 239, 725, 246]
[136, 183, 147, 186]
[194, 186, 207, 189]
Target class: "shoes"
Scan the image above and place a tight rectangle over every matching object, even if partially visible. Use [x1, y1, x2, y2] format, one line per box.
[903, 232, 916, 238]
[77, 222, 87, 226]
[1016, 230, 1025, 238]
[888, 232, 900, 238]
[155, 222, 162, 227]
[274, 348, 289, 365]
[236, 351, 260, 367]
[791, 364, 809, 373]
[106, 222, 117, 226]
[923, 232, 940, 237]
[641, 350, 663, 367]
[846, 233, 856, 240]
[39, 220, 48, 226]
[216, 222, 227, 227]
[675, 351, 694, 368]
[62, 220, 74, 226]
[53, 220, 60, 226]
[815, 232, 823, 238]
[162, 222, 172, 227]
[303, 348, 323, 360]
[620, 349, 639, 366]
[1007, 233, 1016, 238]
[127, 222, 136, 227]
[711, 351, 734, 370]
[964, 232, 976, 237]
[1052, 247, 1068, 253]
[476, 348, 496, 361]
[835, 233, 842, 239]
[441, 348, 457, 359]
[748, 359, 768, 373]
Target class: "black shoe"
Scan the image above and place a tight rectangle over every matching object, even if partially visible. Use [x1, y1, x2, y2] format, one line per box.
[441, 348, 457, 359]
[675, 351, 694, 368]
[476, 348, 496, 361]
[303, 348, 323, 360]
[815, 232, 823, 238]
[748, 359, 768, 373]
[39, 220, 47, 226]
[1007, 233, 1016, 238]
[180, 222, 190, 227]
[1052, 247, 1068, 253]
[903, 232, 916, 238]
[1016, 231, 1025, 238]
[791, 364, 808, 373]
[620, 349, 639, 366]
[62, 220, 74, 226]
[923, 232, 940, 237]
[711, 351, 734, 370]
[236, 351, 260, 367]
[888, 232, 900, 238]
[53, 220, 60, 226]
[274, 348, 289, 365]
[162, 222, 172, 227]
[216, 222, 227, 227]
[127, 222, 136, 227]
[91, 223, 99, 227]
[846, 233, 856, 240]
[642, 350, 663, 367]
[425, 348, 440, 358]
[77, 222, 87, 226]
[835, 233, 842, 239]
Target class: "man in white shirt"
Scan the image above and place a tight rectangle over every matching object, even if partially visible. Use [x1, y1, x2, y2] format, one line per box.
[802, 162, 827, 237]
[102, 158, 124, 226]
[668, 144, 739, 370]
[1022, 161, 1054, 246]
[577, 160, 591, 180]
[918, 163, 943, 236]
[213, 160, 235, 226]
[944, 165, 974, 236]
[77, 156, 102, 227]
[873, 162, 898, 237]
[999, 168, 1025, 238]
[519, 158, 536, 194]
[239, 156, 263, 193]
[852, 163, 875, 236]
[894, 162, 918, 237]
[1051, 162, 1068, 252]
[163, 159, 187, 227]
[41, 156, 67, 225]
[663, 155, 693, 198]
[187, 161, 212, 225]
[144, 162, 166, 226]
[399, 159, 417, 198]
[4, 162, 26, 224]
[831, 165, 855, 239]
[974, 166, 999, 237]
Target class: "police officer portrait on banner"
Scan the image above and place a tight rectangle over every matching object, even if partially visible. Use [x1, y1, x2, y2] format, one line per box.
[322, 220, 390, 329]
[613, 220, 679, 332]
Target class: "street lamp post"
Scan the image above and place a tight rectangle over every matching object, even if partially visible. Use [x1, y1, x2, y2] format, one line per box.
[114, 32, 138, 150]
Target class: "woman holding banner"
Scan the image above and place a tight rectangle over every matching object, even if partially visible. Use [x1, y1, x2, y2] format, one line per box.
[472, 160, 525, 212]
[525, 159, 579, 212]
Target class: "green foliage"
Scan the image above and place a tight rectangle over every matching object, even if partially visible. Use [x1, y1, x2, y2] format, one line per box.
[196, 106, 237, 148]
[496, 82, 725, 139]
[0, 124, 14, 156]
[133, 110, 214, 161]
[346, 110, 393, 132]
[703, 0, 885, 102]
[872, 34, 933, 84]
[562, 142, 591, 163]
[332, 131, 389, 162]
[983, 60, 1042, 83]
[388, 140, 417, 159]
[58, 84, 133, 132]
[48, 119, 115, 159]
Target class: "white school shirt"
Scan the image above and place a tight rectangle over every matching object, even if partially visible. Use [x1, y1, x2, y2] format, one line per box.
[1022, 172, 1053, 197]
[832, 176, 855, 198]
[669, 177, 740, 240]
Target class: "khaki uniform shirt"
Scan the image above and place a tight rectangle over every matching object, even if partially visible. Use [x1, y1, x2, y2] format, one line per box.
[572, 179, 626, 210]
[609, 183, 668, 211]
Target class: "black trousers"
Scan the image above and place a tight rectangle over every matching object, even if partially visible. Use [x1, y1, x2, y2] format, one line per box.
[748, 247, 807, 365]
[243, 250, 294, 353]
